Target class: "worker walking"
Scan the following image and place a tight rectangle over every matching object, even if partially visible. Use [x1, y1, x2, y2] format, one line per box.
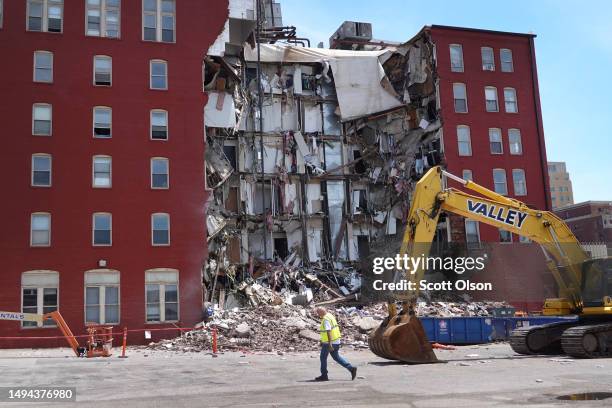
[314, 307, 357, 381]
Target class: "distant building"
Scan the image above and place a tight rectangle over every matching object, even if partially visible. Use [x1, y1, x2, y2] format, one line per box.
[548, 161, 574, 208]
[555, 201, 612, 247]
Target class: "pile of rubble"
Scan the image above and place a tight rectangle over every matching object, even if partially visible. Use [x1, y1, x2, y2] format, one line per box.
[146, 297, 512, 354]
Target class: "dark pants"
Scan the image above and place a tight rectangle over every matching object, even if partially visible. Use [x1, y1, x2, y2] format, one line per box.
[320, 343, 353, 376]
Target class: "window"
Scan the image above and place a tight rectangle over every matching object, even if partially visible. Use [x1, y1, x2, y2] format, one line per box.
[32, 154, 52, 187]
[34, 51, 53, 83]
[485, 87, 498, 112]
[32, 103, 52, 136]
[93, 56, 112, 86]
[151, 158, 169, 189]
[93, 107, 112, 138]
[499, 229, 512, 243]
[31, 213, 51, 246]
[145, 269, 178, 322]
[92, 213, 111, 246]
[489, 128, 503, 154]
[504, 88, 518, 113]
[150, 60, 168, 90]
[86, 0, 120, 38]
[453, 83, 467, 113]
[143, 0, 175, 43]
[150, 110, 168, 139]
[449, 44, 463, 72]
[0, 0, 3, 29]
[481, 47, 495, 70]
[21, 271, 59, 327]
[93, 156, 111, 187]
[512, 169, 527, 196]
[465, 220, 480, 246]
[85, 270, 120, 324]
[462, 169, 473, 181]
[27, 0, 63, 32]
[508, 129, 522, 155]
[493, 169, 508, 195]
[151, 213, 170, 245]
[457, 125, 472, 156]
[500, 49, 513, 72]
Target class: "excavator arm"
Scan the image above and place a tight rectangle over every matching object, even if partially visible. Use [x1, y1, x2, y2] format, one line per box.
[369, 166, 592, 363]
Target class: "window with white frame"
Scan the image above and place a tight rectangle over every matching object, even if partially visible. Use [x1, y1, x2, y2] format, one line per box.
[462, 169, 473, 181]
[151, 213, 170, 245]
[457, 125, 472, 156]
[143, 0, 175, 43]
[493, 168, 508, 195]
[32, 103, 52, 136]
[27, 0, 63, 32]
[453, 83, 467, 113]
[465, 220, 480, 246]
[85, 270, 119, 324]
[145, 269, 178, 322]
[481, 47, 495, 70]
[489, 128, 503, 154]
[93, 56, 112, 86]
[32, 154, 52, 187]
[512, 169, 527, 196]
[92, 213, 111, 245]
[504, 87, 518, 113]
[508, 129, 522, 155]
[485, 87, 498, 112]
[34, 51, 53, 83]
[449, 44, 463, 72]
[93, 156, 111, 187]
[21, 271, 58, 327]
[500, 48, 514, 72]
[499, 229, 512, 243]
[151, 110, 168, 139]
[93, 107, 112, 138]
[150, 60, 168, 89]
[86, 0, 120, 38]
[151, 158, 169, 188]
[31, 213, 51, 246]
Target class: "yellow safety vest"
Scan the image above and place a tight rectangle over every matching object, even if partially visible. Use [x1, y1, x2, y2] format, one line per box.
[319, 313, 341, 342]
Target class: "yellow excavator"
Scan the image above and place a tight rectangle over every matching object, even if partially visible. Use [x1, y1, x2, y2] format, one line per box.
[368, 166, 612, 362]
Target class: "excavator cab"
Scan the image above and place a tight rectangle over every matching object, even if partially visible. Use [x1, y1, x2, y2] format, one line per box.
[581, 258, 612, 308]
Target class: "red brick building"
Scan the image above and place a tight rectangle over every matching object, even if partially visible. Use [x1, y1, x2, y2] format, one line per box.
[429, 26, 555, 310]
[0, 0, 227, 347]
[555, 201, 612, 244]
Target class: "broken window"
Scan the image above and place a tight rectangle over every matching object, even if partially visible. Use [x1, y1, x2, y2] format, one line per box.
[499, 229, 512, 243]
[34, 51, 53, 83]
[481, 47, 495, 71]
[512, 168, 527, 196]
[449, 44, 464, 72]
[485, 86, 498, 112]
[94, 55, 112, 86]
[352, 189, 367, 214]
[504, 87, 518, 113]
[493, 168, 508, 195]
[327, 181, 347, 259]
[223, 145, 237, 169]
[462, 169, 473, 181]
[509, 129, 522, 155]
[457, 125, 472, 156]
[325, 141, 343, 174]
[33, 103, 52, 136]
[453, 83, 467, 113]
[352, 149, 367, 174]
[465, 220, 480, 247]
[489, 128, 503, 154]
[273, 236, 288, 260]
[93, 106, 112, 138]
[500, 48, 513, 72]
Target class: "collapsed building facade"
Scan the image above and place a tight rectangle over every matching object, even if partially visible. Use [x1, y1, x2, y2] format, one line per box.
[203, 20, 444, 305]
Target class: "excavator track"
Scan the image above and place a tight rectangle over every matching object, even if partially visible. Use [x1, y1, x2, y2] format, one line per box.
[561, 323, 612, 358]
[510, 321, 578, 355]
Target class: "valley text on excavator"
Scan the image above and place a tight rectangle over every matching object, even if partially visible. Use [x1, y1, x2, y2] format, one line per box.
[0, 310, 113, 357]
[368, 166, 612, 363]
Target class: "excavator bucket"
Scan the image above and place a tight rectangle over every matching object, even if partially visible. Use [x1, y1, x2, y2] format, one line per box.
[368, 313, 438, 364]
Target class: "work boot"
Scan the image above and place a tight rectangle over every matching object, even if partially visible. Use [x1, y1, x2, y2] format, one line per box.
[350, 367, 357, 380]
[314, 374, 329, 382]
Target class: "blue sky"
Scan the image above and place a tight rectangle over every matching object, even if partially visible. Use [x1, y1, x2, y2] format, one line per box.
[282, 0, 612, 203]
